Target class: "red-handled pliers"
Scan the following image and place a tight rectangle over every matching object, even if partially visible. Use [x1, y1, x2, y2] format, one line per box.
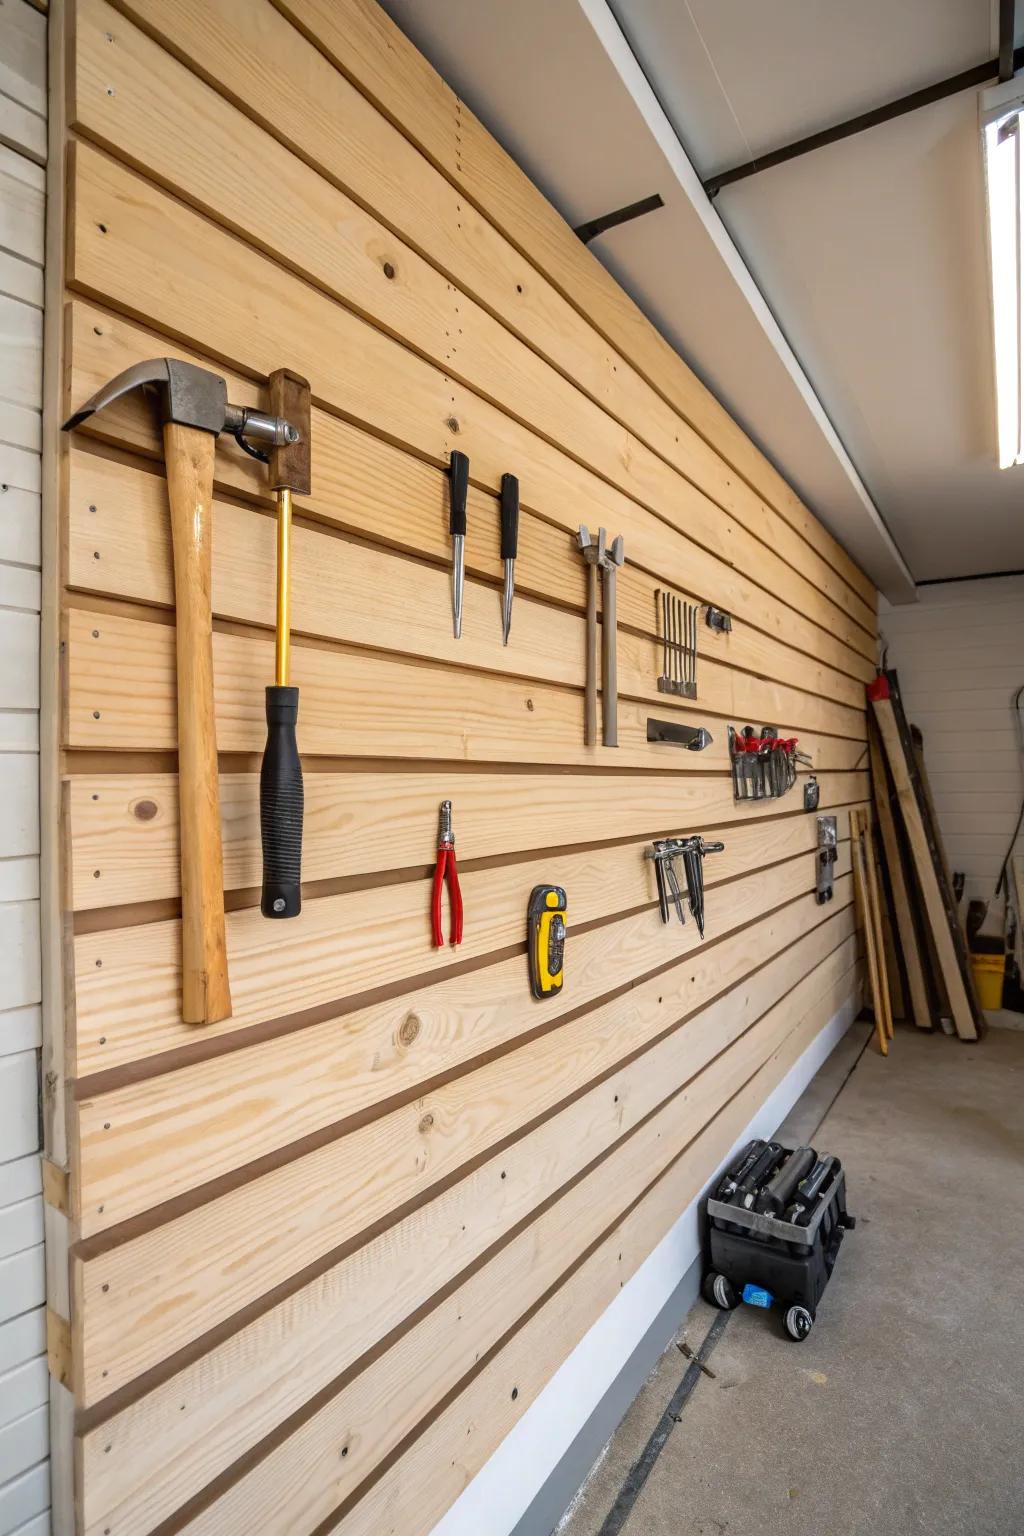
[432, 799, 464, 948]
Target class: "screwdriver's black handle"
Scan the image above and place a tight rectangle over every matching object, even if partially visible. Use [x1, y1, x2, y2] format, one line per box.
[500, 473, 519, 559]
[449, 451, 469, 537]
[260, 685, 303, 919]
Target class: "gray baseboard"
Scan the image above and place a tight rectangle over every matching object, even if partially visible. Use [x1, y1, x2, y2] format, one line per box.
[508, 1251, 704, 1536]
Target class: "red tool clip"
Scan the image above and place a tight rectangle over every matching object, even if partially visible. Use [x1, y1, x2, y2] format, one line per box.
[431, 799, 464, 948]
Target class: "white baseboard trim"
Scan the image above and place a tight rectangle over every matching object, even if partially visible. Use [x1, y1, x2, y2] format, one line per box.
[429, 992, 862, 1536]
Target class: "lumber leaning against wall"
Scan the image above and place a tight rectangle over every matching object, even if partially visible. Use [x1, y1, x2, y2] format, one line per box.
[44, 0, 875, 1529]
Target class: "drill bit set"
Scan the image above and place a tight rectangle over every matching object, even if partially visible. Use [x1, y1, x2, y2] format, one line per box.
[728, 726, 812, 801]
[645, 835, 725, 937]
[656, 589, 698, 697]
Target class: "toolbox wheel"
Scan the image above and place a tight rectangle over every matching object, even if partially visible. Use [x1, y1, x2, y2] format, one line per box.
[784, 1305, 814, 1342]
[702, 1272, 739, 1311]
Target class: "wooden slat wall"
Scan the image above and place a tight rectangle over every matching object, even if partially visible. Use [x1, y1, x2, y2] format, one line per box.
[49, 0, 875, 1531]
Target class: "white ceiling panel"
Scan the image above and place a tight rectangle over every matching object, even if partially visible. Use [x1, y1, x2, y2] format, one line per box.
[381, 0, 1024, 590]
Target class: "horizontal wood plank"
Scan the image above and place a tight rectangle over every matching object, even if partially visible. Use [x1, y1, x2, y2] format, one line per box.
[65, 609, 867, 776]
[67, 764, 867, 916]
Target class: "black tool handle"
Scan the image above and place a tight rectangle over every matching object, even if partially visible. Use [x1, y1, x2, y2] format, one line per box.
[261, 685, 303, 918]
[500, 473, 519, 559]
[449, 451, 469, 536]
[755, 1145, 816, 1214]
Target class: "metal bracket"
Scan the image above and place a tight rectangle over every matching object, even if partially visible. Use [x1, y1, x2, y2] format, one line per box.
[816, 815, 837, 905]
[705, 606, 732, 634]
[647, 718, 712, 750]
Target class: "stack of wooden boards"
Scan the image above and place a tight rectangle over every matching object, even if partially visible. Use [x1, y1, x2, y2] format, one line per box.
[867, 671, 984, 1042]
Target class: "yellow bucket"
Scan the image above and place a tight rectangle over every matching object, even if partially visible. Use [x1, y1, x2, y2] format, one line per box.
[970, 952, 1005, 1011]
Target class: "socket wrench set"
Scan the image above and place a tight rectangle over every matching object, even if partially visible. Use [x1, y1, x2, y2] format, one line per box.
[702, 1139, 856, 1341]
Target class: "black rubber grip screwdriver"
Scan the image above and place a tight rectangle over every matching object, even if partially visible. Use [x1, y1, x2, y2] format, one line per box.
[449, 450, 469, 639]
[500, 472, 519, 645]
[261, 369, 310, 919]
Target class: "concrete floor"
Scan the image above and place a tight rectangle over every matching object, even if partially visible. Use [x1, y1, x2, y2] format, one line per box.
[561, 1023, 1024, 1536]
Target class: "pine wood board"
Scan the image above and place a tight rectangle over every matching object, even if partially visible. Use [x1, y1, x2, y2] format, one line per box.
[106, 0, 874, 621]
[66, 447, 869, 737]
[871, 694, 979, 1040]
[67, 144, 877, 662]
[65, 607, 869, 780]
[72, 880, 853, 1402]
[867, 716, 931, 1028]
[329, 964, 863, 1536]
[66, 304, 877, 691]
[80, 935, 857, 1536]
[74, 842, 853, 1231]
[67, 764, 866, 915]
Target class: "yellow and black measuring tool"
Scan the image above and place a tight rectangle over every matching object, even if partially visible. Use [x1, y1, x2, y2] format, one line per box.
[528, 884, 567, 999]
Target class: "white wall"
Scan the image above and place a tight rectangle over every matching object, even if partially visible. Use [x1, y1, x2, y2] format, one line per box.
[0, 2, 48, 1531]
[880, 574, 1024, 933]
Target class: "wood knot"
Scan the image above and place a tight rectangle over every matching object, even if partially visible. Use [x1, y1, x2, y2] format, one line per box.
[383, 260, 396, 279]
[133, 799, 158, 821]
[399, 1014, 421, 1047]
[418, 1112, 434, 1134]
[446, 416, 460, 433]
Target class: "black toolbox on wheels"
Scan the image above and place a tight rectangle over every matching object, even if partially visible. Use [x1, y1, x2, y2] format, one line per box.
[703, 1141, 855, 1341]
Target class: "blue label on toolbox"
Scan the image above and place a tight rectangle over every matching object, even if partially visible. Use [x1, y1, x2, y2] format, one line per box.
[742, 1283, 774, 1308]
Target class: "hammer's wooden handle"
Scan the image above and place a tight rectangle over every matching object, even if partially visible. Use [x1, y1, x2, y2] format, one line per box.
[163, 420, 232, 1025]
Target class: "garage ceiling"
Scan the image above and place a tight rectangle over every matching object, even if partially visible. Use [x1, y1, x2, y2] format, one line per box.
[379, 0, 1024, 597]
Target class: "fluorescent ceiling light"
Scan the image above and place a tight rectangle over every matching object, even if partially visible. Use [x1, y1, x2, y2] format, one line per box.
[981, 80, 1024, 468]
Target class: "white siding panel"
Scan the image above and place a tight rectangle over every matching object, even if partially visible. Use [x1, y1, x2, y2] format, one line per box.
[0, 908, 39, 1015]
[7, 1513, 48, 1536]
[0, 1159, 38, 1210]
[0, 444, 40, 497]
[0, 868, 38, 905]
[0, 1313, 44, 1378]
[0, 1460, 48, 1535]
[0, 1053, 37, 1160]
[0, 297, 42, 412]
[0, 615, 37, 710]
[0, 2, 46, 118]
[0, 1248, 43, 1326]
[0, 168, 43, 269]
[0, 490, 39, 569]
[0, 1360, 46, 1431]
[0, 1003, 40, 1057]
[882, 575, 1024, 927]
[0, 255, 40, 311]
[0, 1198, 41, 1260]
[0, 1410, 46, 1490]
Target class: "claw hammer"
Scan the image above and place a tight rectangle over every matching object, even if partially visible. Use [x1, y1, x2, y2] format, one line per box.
[63, 358, 298, 1023]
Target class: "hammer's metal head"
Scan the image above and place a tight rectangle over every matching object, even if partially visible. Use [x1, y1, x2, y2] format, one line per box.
[63, 358, 228, 435]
